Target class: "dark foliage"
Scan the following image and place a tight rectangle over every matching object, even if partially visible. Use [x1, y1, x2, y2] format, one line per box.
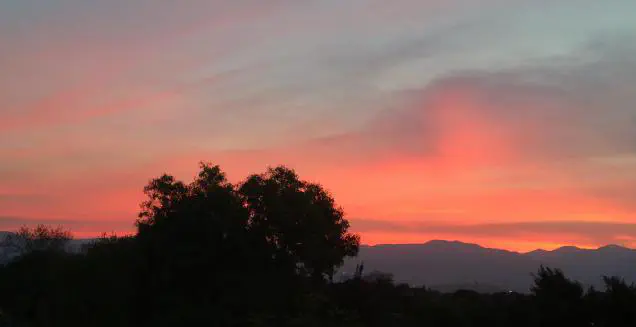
[0, 225, 71, 257]
[0, 163, 635, 327]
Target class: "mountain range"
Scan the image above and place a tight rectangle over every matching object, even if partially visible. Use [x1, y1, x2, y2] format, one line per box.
[2, 232, 635, 293]
[340, 240, 636, 293]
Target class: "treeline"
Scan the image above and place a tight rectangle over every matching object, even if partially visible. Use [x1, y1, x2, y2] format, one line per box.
[0, 163, 635, 327]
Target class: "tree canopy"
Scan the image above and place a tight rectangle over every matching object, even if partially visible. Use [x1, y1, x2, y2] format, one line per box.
[0, 224, 71, 257]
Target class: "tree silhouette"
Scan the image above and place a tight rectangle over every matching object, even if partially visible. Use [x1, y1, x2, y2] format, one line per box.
[133, 163, 254, 325]
[132, 163, 360, 325]
[531, 266, 586, 327]
[601, 276, 636, 326]
[239, 166, 360, 283]
[1, 225, 72, 256]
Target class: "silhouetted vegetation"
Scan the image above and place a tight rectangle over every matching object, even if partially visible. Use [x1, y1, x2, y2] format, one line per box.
[1, 163, 635, 326]
[1, 225, 71, 257]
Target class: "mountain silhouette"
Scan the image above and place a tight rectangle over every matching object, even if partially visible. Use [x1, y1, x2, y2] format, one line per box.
[3, 232, 635, 293]
[340, 240, 636, 292]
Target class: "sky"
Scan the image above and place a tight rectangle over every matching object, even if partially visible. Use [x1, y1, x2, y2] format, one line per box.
[1, 0, 636, 252]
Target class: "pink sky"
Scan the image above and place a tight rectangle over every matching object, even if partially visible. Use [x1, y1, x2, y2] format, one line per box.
[2, 0, 636, 252]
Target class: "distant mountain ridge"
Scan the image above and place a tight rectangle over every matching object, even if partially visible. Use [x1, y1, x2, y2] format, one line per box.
[3, 233, 635, 293]
[340, 240, 636, 293]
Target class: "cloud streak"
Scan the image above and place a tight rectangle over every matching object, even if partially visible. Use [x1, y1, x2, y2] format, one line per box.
[351, 219, 636, 250]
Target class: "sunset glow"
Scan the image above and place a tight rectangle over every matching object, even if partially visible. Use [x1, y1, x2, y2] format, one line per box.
[2, 0, 636, 252]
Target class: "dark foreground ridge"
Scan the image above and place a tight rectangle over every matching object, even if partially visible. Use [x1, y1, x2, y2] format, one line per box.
[1, 163, 636, 327]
